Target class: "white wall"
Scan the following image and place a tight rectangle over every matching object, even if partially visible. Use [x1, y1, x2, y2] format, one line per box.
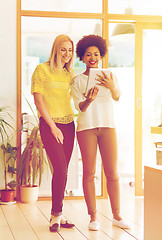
[0, 0, 17, 113]
[0, 0, 17, 189]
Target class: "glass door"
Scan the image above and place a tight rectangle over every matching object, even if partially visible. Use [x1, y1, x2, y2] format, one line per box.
[21, 16, 103, 198]
[109, 22, 135, 183]
[135, 23, 162, 195]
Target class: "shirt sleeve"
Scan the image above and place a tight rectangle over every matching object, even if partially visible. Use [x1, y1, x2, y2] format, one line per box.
[31, 64, 46, 95]
[71, 76, 84, 111]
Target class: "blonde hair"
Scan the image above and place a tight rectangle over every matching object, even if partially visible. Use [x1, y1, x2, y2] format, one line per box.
[46, 34, 74, 73]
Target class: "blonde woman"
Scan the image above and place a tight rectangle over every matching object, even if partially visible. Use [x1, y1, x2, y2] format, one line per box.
[31, 34, 75, 232]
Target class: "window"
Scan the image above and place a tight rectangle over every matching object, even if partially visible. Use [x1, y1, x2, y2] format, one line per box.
[108, 0, 162, 15]
[21, 0, 102, 13]
[21, 16, 103, 197]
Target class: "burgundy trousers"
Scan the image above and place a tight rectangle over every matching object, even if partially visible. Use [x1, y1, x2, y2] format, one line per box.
[39, 117, 75, 216]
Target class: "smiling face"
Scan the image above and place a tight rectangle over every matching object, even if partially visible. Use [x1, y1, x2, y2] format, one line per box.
[82, 46, 101, 69]
[60, 41, 73, 67]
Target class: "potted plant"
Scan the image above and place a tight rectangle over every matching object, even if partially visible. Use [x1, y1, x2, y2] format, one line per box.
[0, 143, 18, 203]
[0, 106, 17, 203]
[18, 100, 50, 203]
[18, 125, 49, 202]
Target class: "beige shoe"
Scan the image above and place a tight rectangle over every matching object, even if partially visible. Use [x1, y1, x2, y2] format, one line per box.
[112, 218, 130, 229]
[88, 221, 100, 231]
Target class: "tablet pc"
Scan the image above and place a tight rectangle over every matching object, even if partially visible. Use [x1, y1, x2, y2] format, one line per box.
[85, 68, 112, 97]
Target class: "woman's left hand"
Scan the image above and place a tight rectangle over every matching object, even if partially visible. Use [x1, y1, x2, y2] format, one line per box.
[96, 71, 115, 91]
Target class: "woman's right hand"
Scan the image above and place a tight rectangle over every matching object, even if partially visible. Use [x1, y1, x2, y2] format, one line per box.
[84, 86, 99, 102]
[79, 86, 99, 112]
[50, 125, 64, 144]
[33, 93, 64, 144]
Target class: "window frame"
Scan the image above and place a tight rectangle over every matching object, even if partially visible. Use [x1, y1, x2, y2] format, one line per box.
[17, 0, 162, 199]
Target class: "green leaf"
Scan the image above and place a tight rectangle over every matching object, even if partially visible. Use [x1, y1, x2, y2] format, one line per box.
[7, 180, 18, 189]
[25, 97, 39, 125]
[8, 165, 17, 174]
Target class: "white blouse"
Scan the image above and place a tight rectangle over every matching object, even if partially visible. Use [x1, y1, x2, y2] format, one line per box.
[71, 73, 120, 132]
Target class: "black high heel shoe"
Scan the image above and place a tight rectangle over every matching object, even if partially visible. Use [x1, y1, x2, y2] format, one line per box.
[49, 223, 60, 232]
[49, 217, 60, 232]
[60, 220, 75, 228]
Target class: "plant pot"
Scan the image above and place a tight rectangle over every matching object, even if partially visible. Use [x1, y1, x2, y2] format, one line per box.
[20, 185, 39, 203]
[0, 189, 15, 202]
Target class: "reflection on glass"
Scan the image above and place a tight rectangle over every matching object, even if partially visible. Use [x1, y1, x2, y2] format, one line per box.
[21, 16, 102, 197]
[21, 0, 102, 13]
[108, 0, 162, 15]
[142, 29, 162, 170]
[21, 17, 102, 112]
[109, 23, 135, 179]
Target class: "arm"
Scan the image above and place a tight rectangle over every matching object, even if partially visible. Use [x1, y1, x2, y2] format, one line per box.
[71, 76, 98, 112]
[79, 86, 99, 112]
[33, 92, 64, 144]
[96, 71, 120, 101]
[111, 87, 120, 101]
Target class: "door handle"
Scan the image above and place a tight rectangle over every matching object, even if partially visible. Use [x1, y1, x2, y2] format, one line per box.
[137, 98, 141, 109]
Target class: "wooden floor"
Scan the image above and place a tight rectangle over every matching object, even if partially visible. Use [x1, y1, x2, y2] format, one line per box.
[0, 181, 144, 240]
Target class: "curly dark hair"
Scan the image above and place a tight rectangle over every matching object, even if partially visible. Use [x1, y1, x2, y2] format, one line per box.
[76, 35, 107, 61]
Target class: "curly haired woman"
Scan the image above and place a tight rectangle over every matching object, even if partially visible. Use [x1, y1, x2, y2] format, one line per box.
[72, 35, 130, 231]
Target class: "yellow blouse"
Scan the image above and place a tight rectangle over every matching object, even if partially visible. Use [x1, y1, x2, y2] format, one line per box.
[31, 63, 75, 124]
